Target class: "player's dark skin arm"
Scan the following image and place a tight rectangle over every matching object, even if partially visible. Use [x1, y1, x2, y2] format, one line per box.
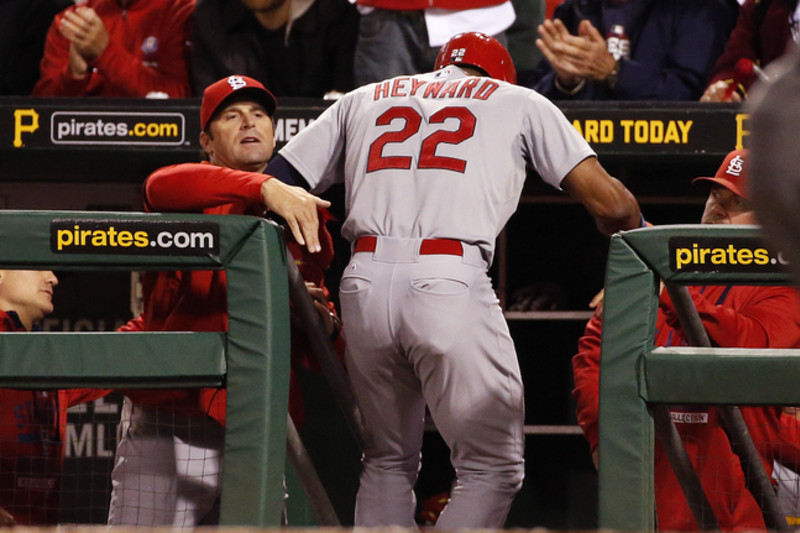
[561, 156, 642, 236]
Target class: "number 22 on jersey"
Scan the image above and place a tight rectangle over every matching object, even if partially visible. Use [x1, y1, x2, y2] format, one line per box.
[366, 106, 476, 174]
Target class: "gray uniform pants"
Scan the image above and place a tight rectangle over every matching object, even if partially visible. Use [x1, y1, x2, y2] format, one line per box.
[107, 399, 224, 527]
[340, 236, 525, 528]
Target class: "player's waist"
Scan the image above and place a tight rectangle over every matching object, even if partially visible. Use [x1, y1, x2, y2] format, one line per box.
[353, 236, 487, 267]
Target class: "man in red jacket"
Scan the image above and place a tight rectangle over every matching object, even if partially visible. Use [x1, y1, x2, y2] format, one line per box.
[107, 75, 333, 527]
[572, 148, 800, 530]
[33, 0, 194, 97]
[0, 269, 107, 525]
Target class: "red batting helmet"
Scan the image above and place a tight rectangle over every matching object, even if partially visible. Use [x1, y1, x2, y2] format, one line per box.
[434, 32, 517, 84]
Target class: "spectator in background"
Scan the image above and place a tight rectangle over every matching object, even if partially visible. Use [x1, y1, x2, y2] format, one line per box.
[0, 270, 107, 525]
[352, 0, 516, 86]
[572, 149, 800, 530]
[191, 0, 359, 98]
[701, 0, 800, 103]
[506, 0, 546, 87]
[32, 0, 194, 97]
[0, 0, 70, 95]
[529, 0, 737, 100]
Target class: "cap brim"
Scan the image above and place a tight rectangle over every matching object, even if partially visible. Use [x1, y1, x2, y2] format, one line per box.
[692, 176, 745, 198]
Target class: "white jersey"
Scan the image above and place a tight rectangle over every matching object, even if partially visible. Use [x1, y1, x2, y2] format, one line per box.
[280, 66, 595, 263]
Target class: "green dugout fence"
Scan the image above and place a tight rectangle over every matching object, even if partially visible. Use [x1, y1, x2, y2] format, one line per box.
[0, 210, 291, 526]
[599, 224, 800, 530]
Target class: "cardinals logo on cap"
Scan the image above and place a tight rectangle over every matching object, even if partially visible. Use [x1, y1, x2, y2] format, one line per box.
[227, 76, 247, 91]
[726, 155, 744, 176]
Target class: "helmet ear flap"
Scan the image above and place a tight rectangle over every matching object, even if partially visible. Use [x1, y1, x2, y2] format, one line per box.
[434, 32, 517, 85]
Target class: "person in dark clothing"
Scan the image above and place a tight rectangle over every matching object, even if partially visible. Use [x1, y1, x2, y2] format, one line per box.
[0, 0, 70, 95]
[191, 0, 359, 98]
[528, 0, 737, 100]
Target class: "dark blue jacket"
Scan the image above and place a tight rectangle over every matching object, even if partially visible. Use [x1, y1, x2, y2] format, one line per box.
[528, 0, 737, 100]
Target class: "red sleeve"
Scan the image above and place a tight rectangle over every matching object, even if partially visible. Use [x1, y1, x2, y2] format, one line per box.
[90, 0, 193, 97]
[572, 310, 603, 452]
[660, 286, 800, 349]
[144, 162, 270, 212]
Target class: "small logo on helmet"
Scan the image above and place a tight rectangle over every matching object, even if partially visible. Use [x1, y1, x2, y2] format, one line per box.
[227, 76, 247, 91]
[449, 48, 467, 62]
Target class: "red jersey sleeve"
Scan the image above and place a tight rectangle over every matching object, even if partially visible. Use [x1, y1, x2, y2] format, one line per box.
[144, 162, 270, 212]
[572, 310, 603, 452]
[660, 286, 800, 349]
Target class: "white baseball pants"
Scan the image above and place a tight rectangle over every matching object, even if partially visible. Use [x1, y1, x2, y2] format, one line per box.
[340, 236, 525, 529]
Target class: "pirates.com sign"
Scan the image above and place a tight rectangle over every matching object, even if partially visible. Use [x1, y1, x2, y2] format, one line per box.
[669, 236, 789, 273]
[51, 219, 220, 256]
[50, 111, 185, 146]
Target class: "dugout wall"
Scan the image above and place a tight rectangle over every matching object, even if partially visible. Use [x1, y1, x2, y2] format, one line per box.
[0, 210, 291, 526]
[599, 224, 798, 530]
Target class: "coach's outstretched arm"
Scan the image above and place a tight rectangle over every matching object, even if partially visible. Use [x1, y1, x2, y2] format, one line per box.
[560, 156, 642, 236]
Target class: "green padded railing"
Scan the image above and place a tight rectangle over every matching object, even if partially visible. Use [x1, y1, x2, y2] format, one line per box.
[0, 210, 291, 526]
[598, 224, 799, 530]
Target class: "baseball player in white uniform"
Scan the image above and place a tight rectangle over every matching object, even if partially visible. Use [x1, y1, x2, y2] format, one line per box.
[266, 32, 642, 528]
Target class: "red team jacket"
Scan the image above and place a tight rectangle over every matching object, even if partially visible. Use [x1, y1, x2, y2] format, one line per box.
[33, 0, 194, 97]
[572, 285, 800, 530]
[0, 311, 106, 524]
[120, 162, 342, 427]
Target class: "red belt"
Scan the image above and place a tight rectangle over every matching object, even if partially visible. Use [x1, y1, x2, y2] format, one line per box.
[354, 236, 463, 256]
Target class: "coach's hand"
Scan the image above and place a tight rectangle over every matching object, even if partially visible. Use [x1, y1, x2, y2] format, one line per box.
[261, 178, 331, 253]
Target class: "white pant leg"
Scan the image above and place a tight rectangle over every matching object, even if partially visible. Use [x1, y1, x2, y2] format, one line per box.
[340, 255, 427, 527]
[398, 257, 525, 529]
[108, 400, 178, 526]
[108, 400, 224, 527]
[340, 242, 525, 529]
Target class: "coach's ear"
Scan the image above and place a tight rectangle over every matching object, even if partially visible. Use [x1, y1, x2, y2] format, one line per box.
[199, 130, 213, 159]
